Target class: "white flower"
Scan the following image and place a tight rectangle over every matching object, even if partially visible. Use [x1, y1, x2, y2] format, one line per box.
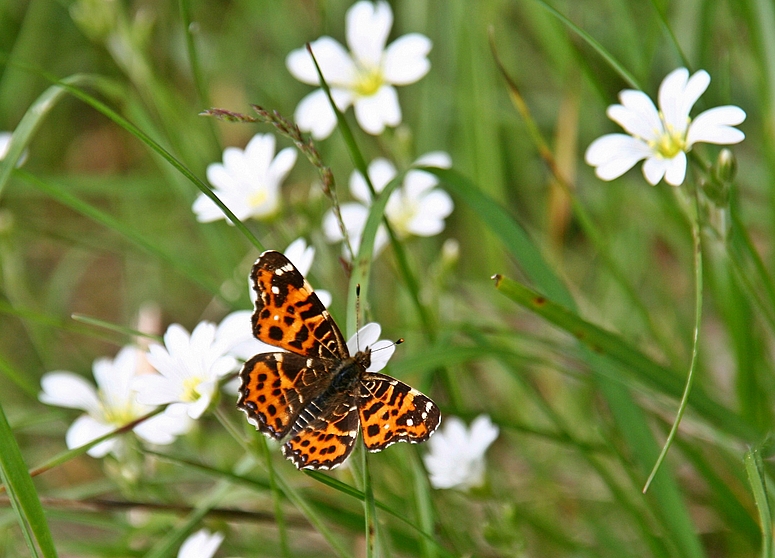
[39, 347, 187, 458]
[134, 322, 238, 419]
[192, 133, 297, 222]
[348, 322, 395, 371]
[423, 414, 499, 490]
[286, 0, 432, 139]
[0, 131, 28, 166]
[585, 68, 746, 186]
[322, 152, 453, 257]
[177, 529, 224, 558]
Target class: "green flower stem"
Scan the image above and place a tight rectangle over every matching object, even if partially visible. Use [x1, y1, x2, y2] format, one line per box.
[643, 188, 704, 493]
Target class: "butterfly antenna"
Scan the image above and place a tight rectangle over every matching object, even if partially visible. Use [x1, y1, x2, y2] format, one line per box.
[371, 338, 404, 354]
[355, 284, 361, 352]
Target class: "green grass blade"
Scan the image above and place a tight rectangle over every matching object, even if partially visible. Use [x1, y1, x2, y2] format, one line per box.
[346, 172, 403, 335]
[746, 445, 774, 558]
[17, 170, 223, 298]
[0, 400, 57, 557]
[0, 74, 103, 201]
[424, 167, 573, 308]
[525, 0, 641, 89]
[491, 274, 756, 441]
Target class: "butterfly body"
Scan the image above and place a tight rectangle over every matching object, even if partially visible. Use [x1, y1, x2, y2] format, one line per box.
[237, 250, 440, 470]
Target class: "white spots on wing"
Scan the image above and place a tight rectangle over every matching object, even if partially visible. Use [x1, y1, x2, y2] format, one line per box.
[273, 314, 280, 321]
[384, 423, 390, 429]
[421, 411, 428, 419]
[271, 286, 280, 294]
[406, 418, 414, 426]
[348, 430, 357, 438]
[425, 401, 434, 412]
[274, 353, 284, 363]
[307, 358, 314, 367]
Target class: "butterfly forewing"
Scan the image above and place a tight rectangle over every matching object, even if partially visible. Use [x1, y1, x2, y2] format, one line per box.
[250, 251, 348, 361]
[359, 373, 441, 451]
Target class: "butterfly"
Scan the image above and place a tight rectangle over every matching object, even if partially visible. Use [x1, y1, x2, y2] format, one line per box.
[236, 250, 441, 470]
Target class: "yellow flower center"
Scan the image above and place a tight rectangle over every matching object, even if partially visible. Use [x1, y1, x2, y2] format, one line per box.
[181, 377, 202, 402]
[101, 402, 137, 426]
[248, 188, 268, 208]
[353, 66, 384, 97]
[650, 117, 688, 159]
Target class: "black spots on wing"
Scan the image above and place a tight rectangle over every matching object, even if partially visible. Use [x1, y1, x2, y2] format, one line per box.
[284, 316, 295, 326]
[272, 378, 282, 388]
[367, 424, 380, 437]
[389, 383, 410, 406]
[372, 381, 390, 398]
[244, 400, 257, 412]
[257, 373, 268, 382]
[268, 326, 284, 341]
[260, 309, 271, 320]
[300, 438, 310, 447]
[274, 417, 283, 430]
[300, 306, 319, 320]
[361, 401, 384, 421]
[272, 388, 281, 396]
[267, 404, 277, 416]
[257, 394, 266, 404]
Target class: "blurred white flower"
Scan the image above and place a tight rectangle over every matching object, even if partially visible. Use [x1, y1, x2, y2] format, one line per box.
[322, 152, 453, 258]
[286, 0, 431, 139]
[193, 133, 297, 222]
[348, 322, 395, 371]
[134, 322, 238, 419]
[177, 529, 224, 558]
[423, 414, 499, 490]
[0, 131, 28, 166]
[39, 347, 188, 458]
[585, 68, 746, 186]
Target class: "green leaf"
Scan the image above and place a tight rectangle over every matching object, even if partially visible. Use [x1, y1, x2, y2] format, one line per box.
[0, 400, 58, 557]
[746, 445, 774, 558]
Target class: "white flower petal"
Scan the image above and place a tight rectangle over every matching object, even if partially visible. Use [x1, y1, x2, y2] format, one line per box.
[39, 372, 101, 413]
[294, 88, 353, 140]
[133, 374, 181, 405]
[467, 415, 500, 455]
[244, 133, 276, 175]
[608, 91, 662, 140]
[284, 238, 314, 276]
[316, 289, 332, 308]
[383, 34, 432, 85]
[347, 322, 382, 355]
[365, 340, 395, 372]
[346, 1, 393, 67]
[642, 156, 669, 185]
[686, 106, 746, 146]
[413, 151, 452, 169]
[205, 162, 234, 192]
[323, 202, 368, 244]
[287, 37, 356, 87]
[663, 152, 687, 186]
[66, 415, 116, 458]
[192, 193, 224, 223]
[368, 158, 398, 193]
[178, 529, 224, 558]
[585, 134, 652, 180]
[268, 147, 298, 186]
[133, 411, 191, 445]
[660, 68, 710, 134]
[353, 85, 401, 135]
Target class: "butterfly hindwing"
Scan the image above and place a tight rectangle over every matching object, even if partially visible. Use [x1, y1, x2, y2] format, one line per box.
[359, 372, 441, 451]
[282, 394, 359, 470]
[250, 251, 348, 360]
